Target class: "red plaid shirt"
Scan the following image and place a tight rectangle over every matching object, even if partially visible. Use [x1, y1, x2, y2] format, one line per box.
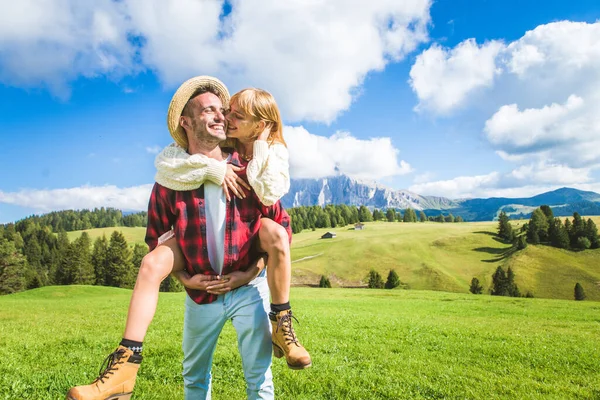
[145, 149, 292, 304]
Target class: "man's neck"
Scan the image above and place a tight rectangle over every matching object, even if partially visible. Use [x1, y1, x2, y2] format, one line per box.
[188, 141, 227, 161]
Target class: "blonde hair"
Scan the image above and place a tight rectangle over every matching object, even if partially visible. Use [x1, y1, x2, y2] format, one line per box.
[228, 88, 286, 147]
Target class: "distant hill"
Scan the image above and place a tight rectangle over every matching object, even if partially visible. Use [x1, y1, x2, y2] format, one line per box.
[66, 220, 600, 301]
[283, 176, 600, 221]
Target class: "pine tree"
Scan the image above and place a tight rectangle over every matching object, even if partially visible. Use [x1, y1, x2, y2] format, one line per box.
[367, 269, 384, 289]
[403, 208, 417, 223]
[549, 218, 570, 249]
[497, 211, 513, 242]
[386, 209, 396, 222]
[106, 231, 133, 288]
[527, 208, 549, 244]
[384, 270, 401, 289]
[517, 235, 528, 250]
[358, 206, 373, 222]
[469, 277, 483, 294]
[419, 211, 427, 222]
[491, 266, 509, 296]
[506, 267, 520, 297]
[92, 235, 110, 286]
[576, 236, 591, 250]
[72, 232, 95, 284]
[319, 275, 331, 288]
[585, 218, 599, 249]
[23, 235, 43, 269]
[574, 282, 586, 301]
[131, 243, 148, 271]
[571, 212, 585, 247]
[0, 239, 28, 294]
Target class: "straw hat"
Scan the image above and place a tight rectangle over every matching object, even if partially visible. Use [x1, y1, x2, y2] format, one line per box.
[167, 76, 230, 149]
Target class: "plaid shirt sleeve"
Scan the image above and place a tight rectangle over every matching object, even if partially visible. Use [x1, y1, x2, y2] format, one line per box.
[145, 183, 176, 251]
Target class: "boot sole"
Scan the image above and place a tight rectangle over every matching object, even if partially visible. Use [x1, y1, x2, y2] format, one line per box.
[272, 343, 312, 370]
[66, 393, 132, 400]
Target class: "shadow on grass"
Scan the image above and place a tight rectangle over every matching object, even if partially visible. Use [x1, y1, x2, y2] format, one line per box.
[473, 245, 517, 262]
[473, 230, 497, 236]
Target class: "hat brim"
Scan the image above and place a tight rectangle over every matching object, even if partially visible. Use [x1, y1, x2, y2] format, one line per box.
[167, 76, 230, 149]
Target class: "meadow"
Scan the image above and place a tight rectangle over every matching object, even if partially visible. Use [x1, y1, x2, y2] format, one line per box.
[69, 219, 600, 301]
[0, 286, 598, 399]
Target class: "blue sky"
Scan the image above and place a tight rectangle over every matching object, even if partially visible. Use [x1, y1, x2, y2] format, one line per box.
[1, 0, 600, 223]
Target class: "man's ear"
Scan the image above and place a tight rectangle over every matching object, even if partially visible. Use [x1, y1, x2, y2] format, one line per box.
[180, 116, 190, 131]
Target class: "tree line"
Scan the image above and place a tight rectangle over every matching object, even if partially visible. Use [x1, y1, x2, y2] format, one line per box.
[497, 206, 599, 250]
[5, 207, 147, 233]
[288, 205, 463, 234]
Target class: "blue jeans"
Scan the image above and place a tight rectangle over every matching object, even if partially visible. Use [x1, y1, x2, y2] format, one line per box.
[182, 273, 274, 400]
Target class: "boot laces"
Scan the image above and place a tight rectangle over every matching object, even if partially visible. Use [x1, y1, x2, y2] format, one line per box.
[276, 312, 300, 346]
[93, 349, 127, 384]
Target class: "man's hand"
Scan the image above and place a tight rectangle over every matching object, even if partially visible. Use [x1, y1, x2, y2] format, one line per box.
[205, 270, 254, 295]
[222, 164, 251, 201]
[173, 270, 220, 291]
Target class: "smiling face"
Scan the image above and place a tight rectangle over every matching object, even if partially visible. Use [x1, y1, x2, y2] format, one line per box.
[180, 91, 227, 147]
[226, 98, 259, 142]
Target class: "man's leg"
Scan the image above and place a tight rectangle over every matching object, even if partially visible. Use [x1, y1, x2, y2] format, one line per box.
[228, 274, 274, 400]
[66, 237, 183, 400]
[258, 218, 311, 370]
[183, 295, 227, 400]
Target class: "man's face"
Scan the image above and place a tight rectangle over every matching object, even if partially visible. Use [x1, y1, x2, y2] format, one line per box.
[182, 92, 227, 145]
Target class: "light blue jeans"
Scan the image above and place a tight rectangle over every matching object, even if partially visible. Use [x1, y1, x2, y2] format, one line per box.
[182, 273, 274, 400]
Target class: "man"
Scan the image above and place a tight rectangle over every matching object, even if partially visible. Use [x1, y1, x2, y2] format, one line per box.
[68, 76, 292, 399]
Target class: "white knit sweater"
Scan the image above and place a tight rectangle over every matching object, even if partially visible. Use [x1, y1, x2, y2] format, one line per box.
[154, 141, 290, 206]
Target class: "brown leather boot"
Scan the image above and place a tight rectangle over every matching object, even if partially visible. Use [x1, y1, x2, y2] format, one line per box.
[270, 310, 312, 370]
[66, 346, 142, 400]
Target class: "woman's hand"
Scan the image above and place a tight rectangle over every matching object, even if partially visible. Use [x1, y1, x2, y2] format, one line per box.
[222, 164, 251, 201]
[257, 122, 273, 142]
[205, 270, 255, 295]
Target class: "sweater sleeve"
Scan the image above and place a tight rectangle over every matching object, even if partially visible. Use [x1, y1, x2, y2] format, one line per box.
[246, 141, 290, 206]
[154, 143, 228, 191]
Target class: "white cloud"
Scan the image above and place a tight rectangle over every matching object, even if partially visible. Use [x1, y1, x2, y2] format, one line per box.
[409, 39, 504, 114]
[0, 0, 134, 96]
[484, 94, 585, 150]
[0, 184, 153, 214]
[0, 0, 432, 122]
[410, 20, 600, 172]
[409, 161, 595, 198]
[284, 126, 412, 180]
[146, 145, 161, 154]
[409, 172, 500, 199]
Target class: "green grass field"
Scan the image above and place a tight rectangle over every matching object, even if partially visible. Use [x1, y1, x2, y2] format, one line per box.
[67, 219, 600, 301]
[0, 286, 598, 399]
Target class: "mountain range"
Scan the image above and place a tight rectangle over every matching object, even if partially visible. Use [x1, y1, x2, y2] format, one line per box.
[281, 175, 600, 221]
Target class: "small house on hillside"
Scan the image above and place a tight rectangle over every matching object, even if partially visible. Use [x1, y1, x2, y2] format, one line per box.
[354, 223, 365, 230]
[321, 232, 336, 239]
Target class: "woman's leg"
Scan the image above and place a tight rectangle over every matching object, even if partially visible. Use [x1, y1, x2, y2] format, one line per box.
[123, 236, 184, 341]
[258, 218, 311, 370]
[257, 218, 291, 305]
[67, 237, 186, 400]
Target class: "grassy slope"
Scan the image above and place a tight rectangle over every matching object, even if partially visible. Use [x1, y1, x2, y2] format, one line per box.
[65, 219, 600, 301]
[0, 286, 598, 399]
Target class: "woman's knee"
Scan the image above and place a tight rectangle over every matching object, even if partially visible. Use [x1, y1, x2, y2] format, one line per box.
[259, 220, 289, 253]
[138, 251, 173, 282]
